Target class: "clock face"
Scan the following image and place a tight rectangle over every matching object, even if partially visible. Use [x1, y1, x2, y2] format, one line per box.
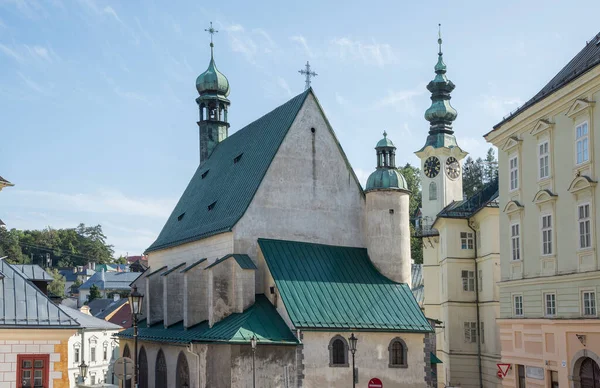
[445, 157, 460, 180]
[424, 156, 440, 178]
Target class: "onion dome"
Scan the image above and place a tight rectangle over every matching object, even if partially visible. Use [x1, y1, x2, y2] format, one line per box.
[424, 25, 457, 134]
[365, 132, 410, 192]
[196, 44, 230, 97]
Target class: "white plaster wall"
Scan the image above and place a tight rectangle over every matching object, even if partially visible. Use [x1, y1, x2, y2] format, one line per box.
[0, 339, 63, 388]
[148, 232, 234, 270]
[233, 94, 366, 290]
[301, 331, 427, 388]
[183, 261, 209, 328]
[68, 329, 120, 387]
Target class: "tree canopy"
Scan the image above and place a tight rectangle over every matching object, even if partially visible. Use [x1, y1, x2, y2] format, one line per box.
[462, 148, 498, 198]
[47, 268, 66, 298]
[0, 223, 115, 267]
[399, 163, 423, 264]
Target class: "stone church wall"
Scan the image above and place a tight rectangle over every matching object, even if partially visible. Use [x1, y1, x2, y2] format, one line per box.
[183, 260, 209, 328]
[301, 331, 427, 388]
[234, 93, 366, 291]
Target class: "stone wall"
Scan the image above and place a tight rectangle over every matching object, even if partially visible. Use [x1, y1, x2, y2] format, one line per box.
[145, 267, 167, 325]
[208, 260, 235, 327]
[148, 232, 233, 271]
[162, 263, 186, 327]
[183, 260, 209, 328]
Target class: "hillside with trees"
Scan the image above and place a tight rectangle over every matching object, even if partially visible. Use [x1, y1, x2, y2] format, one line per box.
[0, 223, 115, 267]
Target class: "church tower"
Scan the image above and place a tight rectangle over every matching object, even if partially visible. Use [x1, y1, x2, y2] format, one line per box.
[415, 26, 467, 227]
[365, 132, 412, 287]
[196, 23, 230, 165]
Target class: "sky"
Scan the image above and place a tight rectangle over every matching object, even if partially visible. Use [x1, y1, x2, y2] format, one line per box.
[1, 0, 600, 256]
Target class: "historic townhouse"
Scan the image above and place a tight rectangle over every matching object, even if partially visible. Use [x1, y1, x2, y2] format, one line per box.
[417, 31, 502, 388]
[485, 31, 600, 388]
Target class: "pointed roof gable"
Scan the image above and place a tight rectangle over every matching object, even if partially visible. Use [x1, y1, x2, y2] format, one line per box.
[147, 89, 312, 253]
[0, 259, 79, 327]
[491, 31, 600, 131]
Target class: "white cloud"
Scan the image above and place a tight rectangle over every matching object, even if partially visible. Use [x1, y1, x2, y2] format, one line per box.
[291, 35, 313, 58]
[277, 77, 292, 97]
[24, 44, 59, 62]
[375, 84, 427, 115]
[480, 94, 523, 118]
[223, 23, 277, 65]
[335, 92, 348, 106]
[13, 189, 176, 218]
[353, 168, 370, 188]
[17, 72, 46, 94]
[103, 6, 122, 24]
[330, 37, 397, 67]
[0, 43, 24, 62]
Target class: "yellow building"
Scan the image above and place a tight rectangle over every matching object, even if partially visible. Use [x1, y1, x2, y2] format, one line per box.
[0, 260, 79, 388]
[485, 31, 600, 388]
[417, 32, 502, 388]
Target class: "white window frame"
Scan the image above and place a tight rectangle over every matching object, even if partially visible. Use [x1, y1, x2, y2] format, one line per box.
[544, 293, 556, 317]
[463, 321, 477, 343]
[541, 213, 553, 256]
[73, 343, 80, 363]
[578, 203, 592, 249]
[429, 181, 437, 201]
[513, 294, 524, 317]
[538, 140, 550, 180]
[511, 222, 521, 261]
[461, 232, 474, 250]
[582, 290, 597, 316]
[576, 122, 589, 165]
[462, 270, 475, 292]
[509, 155, 519, 191]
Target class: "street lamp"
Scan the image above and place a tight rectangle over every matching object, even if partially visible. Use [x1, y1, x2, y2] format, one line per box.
[349, 333, 358, 388]
[78, 360, 89, 383]
[128, 285, 144, 388]
[250, 335, 257, 388]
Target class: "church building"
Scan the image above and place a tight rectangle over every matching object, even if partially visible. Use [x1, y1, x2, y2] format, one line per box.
[118, 29, 435, 388]
[415, 30, 502, 388]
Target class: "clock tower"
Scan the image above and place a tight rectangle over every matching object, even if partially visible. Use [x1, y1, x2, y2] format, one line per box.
[415, 27, 467, 227]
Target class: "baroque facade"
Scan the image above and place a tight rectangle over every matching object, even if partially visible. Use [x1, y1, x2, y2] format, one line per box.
[485, 31, 600, 388]
[417, 32, 502, 388]
[117, 33, 436, 388]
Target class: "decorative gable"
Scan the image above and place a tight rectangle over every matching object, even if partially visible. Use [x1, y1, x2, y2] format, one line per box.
[568, 175, 597, 194]
[566, 98, 595, 119]
[501, 136, 521, 152]
[530, 119, 554, 137]
[533, 189, 558, 206]
[503, 200, 524, 215]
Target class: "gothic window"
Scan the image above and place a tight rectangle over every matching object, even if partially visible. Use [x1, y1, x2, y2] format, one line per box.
[122, 345, 131, 388]
[328, 335, 348, 367]
[388, 338, 408, 368]
[176, 352, 190, 388]
[155, 350, 168, 387]
[138, 347, 148, 388]
[429, 182, 437, 200]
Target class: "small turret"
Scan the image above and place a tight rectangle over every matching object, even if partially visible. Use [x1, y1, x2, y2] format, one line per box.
[364, 132, 412, 286]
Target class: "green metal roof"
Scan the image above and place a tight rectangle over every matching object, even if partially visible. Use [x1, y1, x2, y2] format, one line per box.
[437, 178, 499, 219]
[365, 169, 409, 192]
[430, 352, 443, 364]
[116, 295, 298, 345]
[181, 258, 207, 273]
[146, 89, 311, 253]
[258, 239, 432, 332]
[196, 46, 230, 97]
[205, 254, 257, 270]
[376, 131, 394, 148]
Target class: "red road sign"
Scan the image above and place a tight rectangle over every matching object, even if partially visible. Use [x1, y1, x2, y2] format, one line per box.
[368, 378, 383, 388]
[497, 363, 511, 378]
[497, 370, 503, 379]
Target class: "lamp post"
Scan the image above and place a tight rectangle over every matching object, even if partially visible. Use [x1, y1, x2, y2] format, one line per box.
[348, 333, 358, 388]
[250, 335, 257, 388]
[78, 360, 89, 384]
[128, 285, 144, 388]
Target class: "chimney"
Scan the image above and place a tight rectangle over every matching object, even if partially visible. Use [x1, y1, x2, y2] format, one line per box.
[79, 305, 91, 315]
[72, 267, 77, 274]
[113, 293, 120, 302]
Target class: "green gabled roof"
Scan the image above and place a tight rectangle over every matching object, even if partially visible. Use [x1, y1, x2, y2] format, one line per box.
[205, 254, 257, 270]
[116, 295, 298, 345]
[258, 239, 432, 332]
[436, 178, 499, 219]
[147, 89, 311, 253]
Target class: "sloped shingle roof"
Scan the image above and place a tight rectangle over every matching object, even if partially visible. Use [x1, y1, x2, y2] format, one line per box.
[411, 263, 424, 307]
[79, 271, 140, 291]
[259, 239, 432, 332]
[12, 264, 53, 281]
[437, 178, 499, 219]
[117, 295, 297, 345]
[59, 305, 122, 330]
[0, 259, 78, 327]
[492, 31, 600, 131]
[146, 89, 311, 253]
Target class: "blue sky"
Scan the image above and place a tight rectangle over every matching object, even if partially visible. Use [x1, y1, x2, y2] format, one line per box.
[1, 0, 599, 256]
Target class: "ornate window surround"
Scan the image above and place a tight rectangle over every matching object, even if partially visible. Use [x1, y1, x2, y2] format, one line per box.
[328, 335, 349, 367]
[388, 337, 408, 368]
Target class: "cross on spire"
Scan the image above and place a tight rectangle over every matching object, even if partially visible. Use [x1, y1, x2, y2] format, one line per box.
[298, 61, 317, 90]
[437, 23, 442, 55]
[205, 21, 218, 47]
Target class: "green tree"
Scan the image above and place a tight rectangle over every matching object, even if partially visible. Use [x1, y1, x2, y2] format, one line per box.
[114, 256, 128, 265]
[483, 148, 499, 183]
[0, 228, 26, 263]
[47, 268, 66, 298]
[399, 163, 423, 264]
[88, 284, 102, 303]
[462, 156, 485, 198]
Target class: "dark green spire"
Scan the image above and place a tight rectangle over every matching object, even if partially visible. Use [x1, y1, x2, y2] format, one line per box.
[424, 24, 457, 135]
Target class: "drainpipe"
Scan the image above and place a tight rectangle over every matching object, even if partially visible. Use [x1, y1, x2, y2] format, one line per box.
[187, 343, 200, 387]
[468, 219, 483, 388]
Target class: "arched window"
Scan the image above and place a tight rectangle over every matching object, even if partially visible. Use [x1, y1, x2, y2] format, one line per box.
[155, 350, 167, 387]
[138, 347, 148, 388]
[122, 345, 131, 388]
[429, 182, 437, 200]
[176, 352, 190, 388]
[388, 338, 408, 368]
[328, 335, 348, 367]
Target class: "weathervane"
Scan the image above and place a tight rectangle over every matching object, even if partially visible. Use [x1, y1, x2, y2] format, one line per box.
[298, 61, 317, 90]
[205, 21, 218, 47]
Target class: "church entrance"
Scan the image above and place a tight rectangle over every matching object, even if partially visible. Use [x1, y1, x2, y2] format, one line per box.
[580, 357, 600, 388]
